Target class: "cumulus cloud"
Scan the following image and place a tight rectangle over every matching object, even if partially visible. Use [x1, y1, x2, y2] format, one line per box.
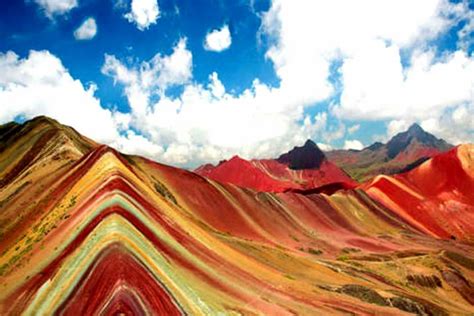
[387, 119, 411, 138]
[0, 50, 121, 144]
[115, 130, 164, 158]
[100, 0, 474, 166]
[204, 25, 232, 52]
[74, 17, 97, 40]
[124, 0, 160, 31]
[33, 0, 77, 18]
[423, 104, 474, 144]
[335, 46, 474, 120]
[343, 140, 364, 150]
[317, 143, 333, 151]
[260, 0, 455, 110]
[101, 38, 336, 166]
[9, 0, 473, 168]
[261, 0, 473, 145]
[102, 38, 192, 116]
[334, 46, 474, 143]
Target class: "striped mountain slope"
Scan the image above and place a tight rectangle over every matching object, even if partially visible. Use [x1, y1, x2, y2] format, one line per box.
[0, 117, 473, 315]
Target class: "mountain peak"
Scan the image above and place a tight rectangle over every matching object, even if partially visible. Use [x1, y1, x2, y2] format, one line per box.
[407, 123, 424, 135]
[0, 116, 97, 157]
[277, 139, 325, 169]
[386, 123, 451, 159]
[303, 139, 317, 148]
[228, 155, 246, 162]
[28, 115, 61, 128]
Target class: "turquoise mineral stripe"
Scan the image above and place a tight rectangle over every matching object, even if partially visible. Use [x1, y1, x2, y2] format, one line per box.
[24, 214, 215, 315]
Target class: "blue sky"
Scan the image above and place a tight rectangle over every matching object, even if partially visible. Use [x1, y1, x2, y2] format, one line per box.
[1, 0, 274, 111]
[0, 0, 473, 167]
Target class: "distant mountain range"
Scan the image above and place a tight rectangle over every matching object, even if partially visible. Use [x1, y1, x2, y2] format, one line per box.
[195, 123, 453, 190]
[1, 116, 474, 315]
[327, 123, 453, 181]
[195, 139, 355, 192]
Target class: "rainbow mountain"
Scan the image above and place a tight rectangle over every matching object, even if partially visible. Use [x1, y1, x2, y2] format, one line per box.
[1, 116, 474, 315]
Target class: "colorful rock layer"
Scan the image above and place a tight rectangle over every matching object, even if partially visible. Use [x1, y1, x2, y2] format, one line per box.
[195, 140, 355, 193]
[1, 117, 474, 315]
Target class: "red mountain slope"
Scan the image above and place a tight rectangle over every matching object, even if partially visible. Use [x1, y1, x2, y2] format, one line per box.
[364, 144, 474, 240]
[195, 140, 355, 192]
[1, 117, 474, 315]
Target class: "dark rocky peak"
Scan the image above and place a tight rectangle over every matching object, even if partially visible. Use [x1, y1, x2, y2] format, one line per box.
[277, 139, 326, 169]
[386, 123, 451, 159]
[407, 123, 424, 135]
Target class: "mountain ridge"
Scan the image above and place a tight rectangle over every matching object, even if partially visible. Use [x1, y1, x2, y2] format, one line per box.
[194, 139, 355, 192]
[326, 123, 453, 181]
[386, 123, 451, 159]
[1, 116, 474, 315]
[277, 139, 326, 169]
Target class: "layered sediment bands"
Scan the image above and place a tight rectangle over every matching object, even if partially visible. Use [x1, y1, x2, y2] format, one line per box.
[365, 145, 474, 240]
[1, 118, 474, 314]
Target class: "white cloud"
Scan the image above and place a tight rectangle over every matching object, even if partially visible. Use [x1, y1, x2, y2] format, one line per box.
[204, 25, 232, 52]
[260, 0, 461, 112]
[33, 0, 77, 18]
[0, 50, 121, 144]
[343, 140, 364, 150]
[387, 119, 411, 138]
[124, 0, 160, 31]
[317, 143, 333, 151]
[348, 124, 360, 134]
[115, 130, 163, 158]
[102, 38, 192, 116]
[10, 0, 473, 168]
[334, 46, 474, 143]
[262, 0, 473, 144]
[335, 47, 474, 120]
[74, 17, 97, 40]
[208, 72, 225, 98]
[101, 38, 339, 166]
[103, 0, 473, 167]
[0, 50, 176, 160]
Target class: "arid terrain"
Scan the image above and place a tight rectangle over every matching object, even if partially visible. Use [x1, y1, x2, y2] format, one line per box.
[1, 116, 473, 315]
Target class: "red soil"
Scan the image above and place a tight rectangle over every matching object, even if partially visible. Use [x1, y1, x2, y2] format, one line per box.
[195, 156, 355, 193]
[59, 244, 183, 315]
[366, 146, 474, 240]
